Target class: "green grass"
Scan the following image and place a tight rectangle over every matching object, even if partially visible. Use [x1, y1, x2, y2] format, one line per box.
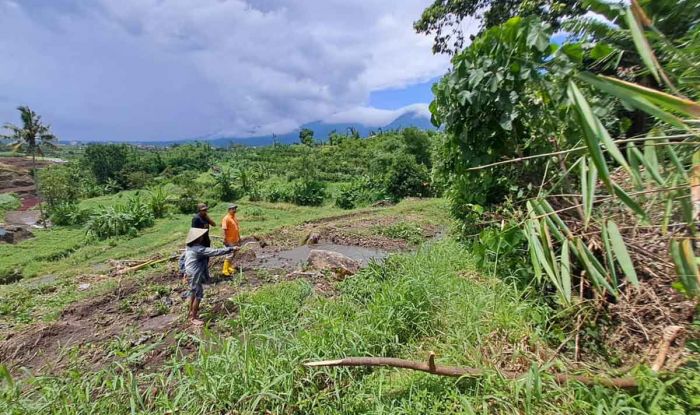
[2, 240, 696, 414]
[0, 196, 448, 328]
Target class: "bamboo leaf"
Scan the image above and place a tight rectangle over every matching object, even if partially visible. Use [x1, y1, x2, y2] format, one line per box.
[606, 221, 639, 286]
[665, 141, 689, 181]
[528, 220, 561, 292]
[628, 142, 664, 186]
[541, 220, 560, 280]
[575, 238, 618, 296]
[626, 143, 644, 190]
[581, 157, 590, 227]
[580, 157, 598, 229]
[597, 75, 700, 118]
[601, 221, 619, 288]
[624, 5, 660, 84]
[644, 138, 660, 179]
[524, 222, 543, 284]
[691, 151, 700, 230]
[670, 239, 699, 296]
[612, 182, 649, 222]
[577, 73, 687, 128]
[568, 81, 613, 191]
[560, 242, 572, 303]
[661, 176, 678, 234]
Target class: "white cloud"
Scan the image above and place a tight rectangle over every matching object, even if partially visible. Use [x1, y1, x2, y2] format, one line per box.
[0, 0, 450, 141]
[323, 103, 429, 127]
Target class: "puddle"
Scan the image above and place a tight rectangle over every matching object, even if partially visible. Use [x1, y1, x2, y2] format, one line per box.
[256, 243, 388, 270]
[5, 210, 41, 227]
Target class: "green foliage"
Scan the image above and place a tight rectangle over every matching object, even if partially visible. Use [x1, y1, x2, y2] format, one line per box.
[414, 0, 586, 54]
[289, 179, 326, 206]
[1, 106, 58, 162]
[162, 143, 214, 174]
[85, 195, 155, 239]
[0, 193, 20, 217]
[262, 178, 292, 203]
[383, 153, 431, 202]
[36, 164, 82, 209]
[48, 202, 92, 226]
[299, 127, 315, 146]
[212, 168, 243, 202]
[334, 183, 358, 209]
[377, 221, 424, 245]
[82, 144, 130, 185]
[147, 186, 170, 219]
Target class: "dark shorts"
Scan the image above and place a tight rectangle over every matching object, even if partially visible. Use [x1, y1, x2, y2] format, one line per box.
[188, 276, 204, 300]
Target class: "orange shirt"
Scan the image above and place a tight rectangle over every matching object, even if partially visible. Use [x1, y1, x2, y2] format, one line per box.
[221, 213, 240, 246]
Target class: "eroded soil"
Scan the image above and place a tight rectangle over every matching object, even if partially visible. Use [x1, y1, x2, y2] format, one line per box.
[0, 212, 439, 377]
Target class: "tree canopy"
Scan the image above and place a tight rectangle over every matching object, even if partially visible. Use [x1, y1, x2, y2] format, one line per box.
[414, 0, 586, 54]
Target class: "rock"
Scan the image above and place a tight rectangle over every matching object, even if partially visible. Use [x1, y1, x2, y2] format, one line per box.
[307, 249, 360, 278]
[371, 199, 394, 207]
[0, 225, 33, 244]
[78, 283, 91, 291]
[285, 270, 323, 280]
[304, 231, 321, 245]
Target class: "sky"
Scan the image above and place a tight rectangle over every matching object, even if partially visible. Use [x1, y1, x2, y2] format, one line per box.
[0, 0, 463, 142]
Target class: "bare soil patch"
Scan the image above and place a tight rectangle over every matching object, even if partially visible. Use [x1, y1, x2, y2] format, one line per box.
[0, 212, 440, 376]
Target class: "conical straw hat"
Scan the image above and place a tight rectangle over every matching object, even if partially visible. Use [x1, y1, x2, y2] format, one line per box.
[186, 227, 208, 244]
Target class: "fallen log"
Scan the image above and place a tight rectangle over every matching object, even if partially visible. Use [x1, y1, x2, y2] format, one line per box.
[303, 353, 638, 389]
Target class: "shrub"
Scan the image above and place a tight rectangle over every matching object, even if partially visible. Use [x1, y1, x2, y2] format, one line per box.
[147, 186, 170, 218]
[36, 165, 81, 209]
[82, 143, 129, 185]
[49, 202, 92, 226]
[335, 183, 357, 209]
[124, 171, 153, 189]
[213, 169, 243, 202]
[263, 179, 292, 203]
[290, 179, 326, 206]
[335, 177, 384, 209]
[247, 184, 263, 202]
[0, 193, 20, 213]
[176, 193, 198, 214]
[85, 196, 154, 239]
[383, 154, 431, 202]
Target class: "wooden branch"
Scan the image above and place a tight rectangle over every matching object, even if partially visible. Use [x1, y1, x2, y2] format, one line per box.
[651, 325, 684, 372]
[304, 355, 482, 378]
[114, 255, 178, 275]
[303, 354, 638, 389]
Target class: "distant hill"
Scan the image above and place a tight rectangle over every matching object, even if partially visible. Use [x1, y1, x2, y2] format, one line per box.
[69, 107, 437, 148]
[206, 109, 436, 148]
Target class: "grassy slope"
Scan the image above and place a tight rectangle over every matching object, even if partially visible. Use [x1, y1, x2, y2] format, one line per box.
[0, 196, 447, 326]
[2, 240, 695, 414]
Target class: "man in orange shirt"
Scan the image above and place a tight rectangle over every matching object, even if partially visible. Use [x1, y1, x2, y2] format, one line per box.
[221, 204, 240, 276]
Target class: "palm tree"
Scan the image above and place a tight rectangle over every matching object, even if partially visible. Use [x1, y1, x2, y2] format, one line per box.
[2, 106, 58, 227]
[2, 106, 58, 166]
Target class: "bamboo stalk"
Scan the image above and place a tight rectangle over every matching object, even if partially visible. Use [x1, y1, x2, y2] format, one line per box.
[303, 354, 638, 389]
[465, 135, 699, 172]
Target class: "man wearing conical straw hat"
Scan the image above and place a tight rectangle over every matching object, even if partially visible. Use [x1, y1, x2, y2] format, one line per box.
[183, 227, 237, 326]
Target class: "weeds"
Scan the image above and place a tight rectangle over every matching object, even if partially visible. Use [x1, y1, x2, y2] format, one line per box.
[2, 241, 694, 414]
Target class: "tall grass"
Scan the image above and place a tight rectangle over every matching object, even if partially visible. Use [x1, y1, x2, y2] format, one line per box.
[2, 240, 696, 414]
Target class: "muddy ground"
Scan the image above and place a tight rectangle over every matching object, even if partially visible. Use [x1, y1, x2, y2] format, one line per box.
[0, 211, 440, 377]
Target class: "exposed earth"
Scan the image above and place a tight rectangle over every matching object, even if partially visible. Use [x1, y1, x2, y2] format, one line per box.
[0, 210, 442, 377]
